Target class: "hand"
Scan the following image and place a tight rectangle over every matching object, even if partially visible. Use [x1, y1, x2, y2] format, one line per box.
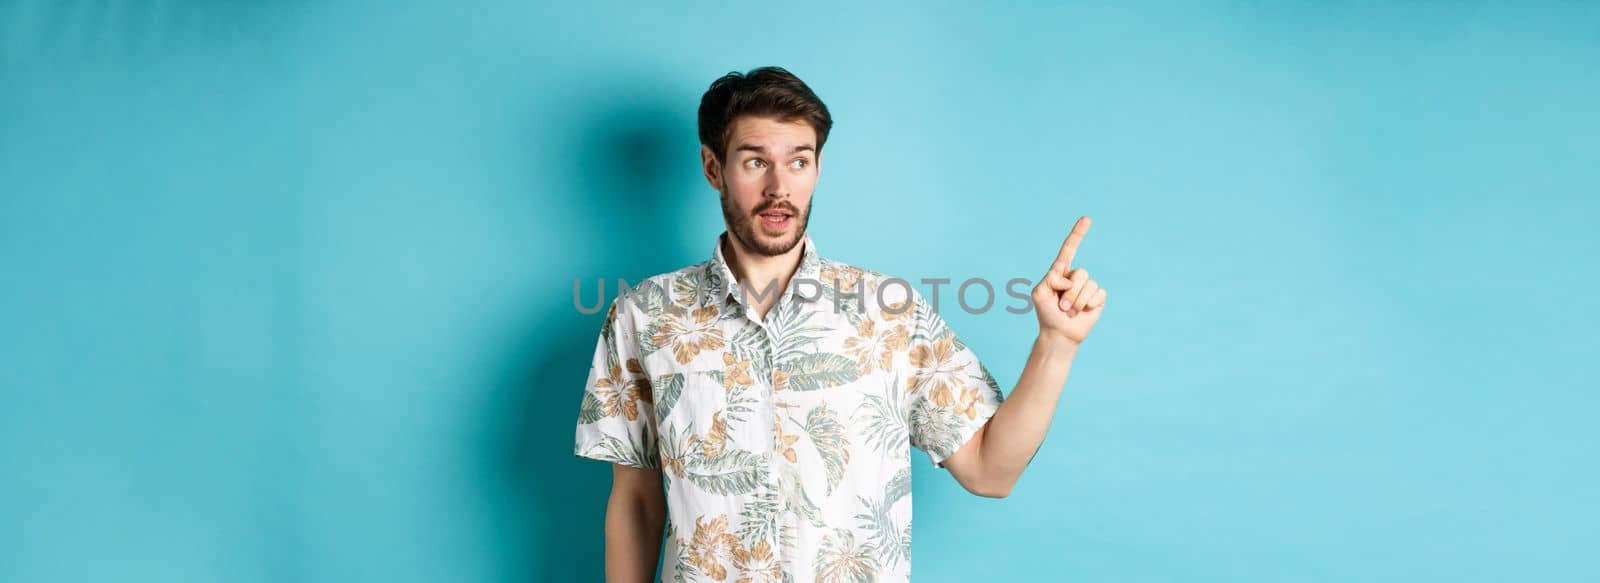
[1031, 216, 1108, 346]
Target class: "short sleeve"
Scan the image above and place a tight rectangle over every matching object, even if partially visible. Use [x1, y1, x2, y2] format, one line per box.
[901, 288, 1006, 468]
[573, 295, 660, 469]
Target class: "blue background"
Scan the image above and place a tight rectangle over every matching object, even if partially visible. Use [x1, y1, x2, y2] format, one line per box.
[3, 2, 1596, 581]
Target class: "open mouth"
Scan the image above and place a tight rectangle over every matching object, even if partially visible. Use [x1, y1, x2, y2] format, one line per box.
[757, 209, 793, 230]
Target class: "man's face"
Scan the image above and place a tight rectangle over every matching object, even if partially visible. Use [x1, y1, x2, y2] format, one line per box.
[702, 116, 820, 257]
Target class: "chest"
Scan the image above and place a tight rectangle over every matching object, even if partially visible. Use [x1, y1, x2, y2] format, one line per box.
[637, 298, 913, 463]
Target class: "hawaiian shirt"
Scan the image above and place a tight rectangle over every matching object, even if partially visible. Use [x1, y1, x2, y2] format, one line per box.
[574, 231, 1006, 582]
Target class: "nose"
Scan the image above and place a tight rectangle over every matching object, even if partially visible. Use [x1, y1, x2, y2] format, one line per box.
[763, 166, 790, 199]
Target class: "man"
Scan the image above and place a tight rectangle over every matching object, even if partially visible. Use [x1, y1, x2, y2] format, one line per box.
[573, 66, 1107, 582]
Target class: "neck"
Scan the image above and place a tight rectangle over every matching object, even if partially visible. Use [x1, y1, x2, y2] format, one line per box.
[722, 231, 804, 303]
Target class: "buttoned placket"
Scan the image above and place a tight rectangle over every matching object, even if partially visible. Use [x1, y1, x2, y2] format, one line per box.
[754, 300, 784, 566]
[722, 266, 813, 569]
[709, 233, 823, 571]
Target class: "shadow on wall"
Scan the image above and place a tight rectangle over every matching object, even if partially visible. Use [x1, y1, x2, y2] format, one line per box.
[481, 92, 700, 582]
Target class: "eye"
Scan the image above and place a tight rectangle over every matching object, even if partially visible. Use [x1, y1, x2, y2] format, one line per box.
[744, 158, 767, 169]
[789, 158, 809, 170]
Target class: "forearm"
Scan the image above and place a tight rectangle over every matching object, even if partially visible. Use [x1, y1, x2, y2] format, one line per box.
[978, 334, 1079, 491]
[604, 488, 667, 583]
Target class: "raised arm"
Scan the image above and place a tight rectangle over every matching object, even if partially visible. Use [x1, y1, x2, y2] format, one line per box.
[943, 216, 1108, 497]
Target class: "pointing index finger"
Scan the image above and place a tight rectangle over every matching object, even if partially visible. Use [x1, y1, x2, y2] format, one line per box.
[1050, 216, 1093, 275]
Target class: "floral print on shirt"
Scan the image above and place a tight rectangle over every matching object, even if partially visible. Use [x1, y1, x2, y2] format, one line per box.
[575, 232, 1005, 582]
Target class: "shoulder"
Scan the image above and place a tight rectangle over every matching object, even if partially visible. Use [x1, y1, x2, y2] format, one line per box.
[812, 257, 927, 320]
[613, 261, 717, 321]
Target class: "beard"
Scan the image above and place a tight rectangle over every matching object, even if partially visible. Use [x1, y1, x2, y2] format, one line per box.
[719, 190, 810, 257]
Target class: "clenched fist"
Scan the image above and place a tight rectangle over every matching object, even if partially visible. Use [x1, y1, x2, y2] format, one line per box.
[1031, 216, 1107, 346]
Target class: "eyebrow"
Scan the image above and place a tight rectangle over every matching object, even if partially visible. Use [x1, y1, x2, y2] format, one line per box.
[733, 144, 816, 156]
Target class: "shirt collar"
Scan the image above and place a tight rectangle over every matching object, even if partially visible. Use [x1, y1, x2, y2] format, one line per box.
[705, 231, 822, 307]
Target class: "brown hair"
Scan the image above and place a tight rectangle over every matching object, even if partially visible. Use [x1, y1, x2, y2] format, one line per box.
[698, 66, 833, 163]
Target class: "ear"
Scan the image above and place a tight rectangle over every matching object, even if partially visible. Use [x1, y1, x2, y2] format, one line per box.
[700, 144, 723, 192]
